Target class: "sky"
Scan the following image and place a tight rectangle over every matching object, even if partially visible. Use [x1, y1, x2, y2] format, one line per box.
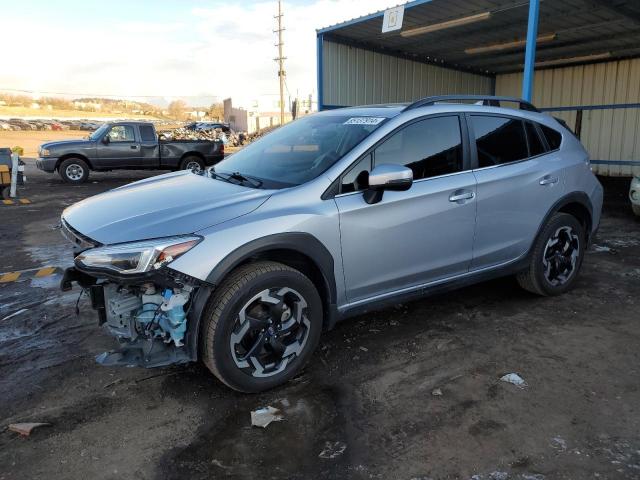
[0, 0, 403, 108]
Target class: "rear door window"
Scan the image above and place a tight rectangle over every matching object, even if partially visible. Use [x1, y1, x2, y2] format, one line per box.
[540, 124, 562, 150]
[525, 122, 546, 157]
[471, 116, 528, 167]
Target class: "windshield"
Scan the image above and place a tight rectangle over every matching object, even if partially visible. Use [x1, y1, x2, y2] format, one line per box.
[213, 113, 387, 187]
[89, 124, 110, 140]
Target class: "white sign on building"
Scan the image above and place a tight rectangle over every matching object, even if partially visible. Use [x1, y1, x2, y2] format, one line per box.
[382, 5, 404, 33]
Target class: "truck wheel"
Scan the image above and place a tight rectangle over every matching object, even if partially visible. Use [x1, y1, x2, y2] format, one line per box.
[59, 158, 89, 184]
[517, 213, 585, 296]
[632, 204, 640, 217]
[180, 156, 205, 173]
[201, 261, 323, 393]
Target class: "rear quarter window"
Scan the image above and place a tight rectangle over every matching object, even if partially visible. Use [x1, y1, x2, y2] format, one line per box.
[139, 125, 156, 142]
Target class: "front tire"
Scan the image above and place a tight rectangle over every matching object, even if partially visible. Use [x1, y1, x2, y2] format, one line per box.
[59, 158, 89, 184]
[517, 213, 585, 296]
[201, 261, 323, 392]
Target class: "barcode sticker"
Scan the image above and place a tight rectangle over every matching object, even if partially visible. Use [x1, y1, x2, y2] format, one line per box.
[343, 117, 386, 125]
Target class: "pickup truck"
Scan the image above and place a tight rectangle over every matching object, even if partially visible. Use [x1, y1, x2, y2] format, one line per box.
[36, 121, 224, 183]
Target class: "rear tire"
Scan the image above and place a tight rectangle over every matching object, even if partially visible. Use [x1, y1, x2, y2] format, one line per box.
[59, 158, 89, 184]
[201, 261, 322, 393]
[180, 156, 205, 173]
[632, 203, 640, 217]
[517, 213, 585, 296]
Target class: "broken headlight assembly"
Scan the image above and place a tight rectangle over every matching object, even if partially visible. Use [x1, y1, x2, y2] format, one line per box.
[75, 235, 202, 275]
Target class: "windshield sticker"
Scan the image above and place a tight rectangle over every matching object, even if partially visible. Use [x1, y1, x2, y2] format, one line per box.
[343, 117, 385, 125]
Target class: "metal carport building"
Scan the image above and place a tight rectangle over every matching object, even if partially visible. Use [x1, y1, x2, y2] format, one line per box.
[316, 0, 640, 179]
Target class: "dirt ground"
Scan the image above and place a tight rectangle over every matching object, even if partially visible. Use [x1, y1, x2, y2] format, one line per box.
[0, 162, 639, 480]
[0, 130, 86, 157]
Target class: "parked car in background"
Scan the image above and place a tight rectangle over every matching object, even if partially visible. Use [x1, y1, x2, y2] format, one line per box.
[8, 119, 35, 131]
[58, 95, 603, 392]
[79, 121, 101, 131]
[0, 122, 11, 131]
[37, 120, 224, 183]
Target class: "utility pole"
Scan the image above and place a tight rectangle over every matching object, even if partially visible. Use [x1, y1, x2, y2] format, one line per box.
[274, 0, 286, 125]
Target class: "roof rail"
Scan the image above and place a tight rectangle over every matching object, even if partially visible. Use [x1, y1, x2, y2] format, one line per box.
[404, 95, 540, 113]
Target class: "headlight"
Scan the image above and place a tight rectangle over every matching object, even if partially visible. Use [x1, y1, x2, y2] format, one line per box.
[75, 235, 201, 275]
[40, 148, 51, 156]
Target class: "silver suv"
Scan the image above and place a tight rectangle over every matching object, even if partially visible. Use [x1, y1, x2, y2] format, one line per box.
[60, 95, 603, 392]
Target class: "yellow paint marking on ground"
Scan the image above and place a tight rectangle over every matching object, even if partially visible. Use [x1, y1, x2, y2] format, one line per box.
[35, 267, 57, 278]
[0, 272, 20, 283]
[18, 199, 31, 204]
[2, 199, 14, 205]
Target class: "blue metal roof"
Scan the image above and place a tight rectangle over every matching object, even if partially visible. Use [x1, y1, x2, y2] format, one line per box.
[316, 0, 434, 34]
[316, 0, 640, 74]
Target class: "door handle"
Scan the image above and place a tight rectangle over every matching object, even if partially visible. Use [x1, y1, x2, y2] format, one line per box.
[130, 145, 139, 150]
[539, 175, 558, 186]
[449, 190, 475, 202]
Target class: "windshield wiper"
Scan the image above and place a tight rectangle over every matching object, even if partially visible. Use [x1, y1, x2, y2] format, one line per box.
[209, 170, 235, 184]
[210, 170, 263, 188]
[228, 172, 263, 188]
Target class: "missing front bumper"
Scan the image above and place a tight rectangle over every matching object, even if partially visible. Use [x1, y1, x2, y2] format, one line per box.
[96, 339, 191, 368]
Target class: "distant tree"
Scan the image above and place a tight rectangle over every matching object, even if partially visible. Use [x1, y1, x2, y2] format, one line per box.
[208, 102, 224, 121]
[168, 100, 188, 120]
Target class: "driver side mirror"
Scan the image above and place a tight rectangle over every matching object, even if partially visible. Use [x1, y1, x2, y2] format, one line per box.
[101, 135, 110, 145]
[363, 164, 413, 204]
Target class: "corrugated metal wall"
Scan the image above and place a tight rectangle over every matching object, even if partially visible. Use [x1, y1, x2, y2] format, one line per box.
[322, 40, 493, 108]
[496, 59, 640, 177]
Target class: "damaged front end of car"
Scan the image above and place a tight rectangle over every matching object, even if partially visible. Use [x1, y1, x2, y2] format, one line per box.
[60, 219, 209, 368]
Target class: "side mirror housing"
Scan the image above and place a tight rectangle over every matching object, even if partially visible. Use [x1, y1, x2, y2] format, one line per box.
[363, 164, 413, 204]
[101, 135, 110, 145]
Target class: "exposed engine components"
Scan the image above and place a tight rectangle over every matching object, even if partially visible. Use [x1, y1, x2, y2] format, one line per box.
[103, 282, 193, 347]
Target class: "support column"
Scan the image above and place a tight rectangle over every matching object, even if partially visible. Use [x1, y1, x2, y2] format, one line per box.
[316, 33, 324, 111]
[522, 0, 540, 101]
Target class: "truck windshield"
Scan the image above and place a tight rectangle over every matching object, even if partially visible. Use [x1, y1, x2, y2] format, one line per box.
[89, 124, 110, 140]
[213, 114, 387, 187]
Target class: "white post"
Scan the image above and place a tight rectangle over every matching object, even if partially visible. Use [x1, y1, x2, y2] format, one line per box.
[10, 153, 18, 198]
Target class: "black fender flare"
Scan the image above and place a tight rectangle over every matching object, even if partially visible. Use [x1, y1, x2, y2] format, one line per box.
[184, 233, 338, 360]
[528, 191, 594, 256]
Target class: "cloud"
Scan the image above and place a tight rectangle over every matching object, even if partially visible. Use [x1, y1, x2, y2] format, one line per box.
[0, 0, 403, 106]
[117, 21, 186, 34]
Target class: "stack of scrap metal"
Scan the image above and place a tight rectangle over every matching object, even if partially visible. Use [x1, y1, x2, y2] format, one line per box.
[158, 128, 245, 146]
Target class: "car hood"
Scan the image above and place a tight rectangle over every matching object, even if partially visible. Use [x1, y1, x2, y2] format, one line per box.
[62, 171, 272, 244]
[41, 139, 92, 150]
